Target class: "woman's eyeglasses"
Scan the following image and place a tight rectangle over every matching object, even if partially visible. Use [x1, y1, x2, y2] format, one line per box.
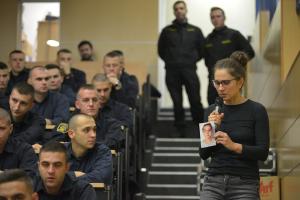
[212, 79, 237, 87]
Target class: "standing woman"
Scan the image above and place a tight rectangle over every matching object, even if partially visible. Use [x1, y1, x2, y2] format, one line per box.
[200, 51, 269, 200]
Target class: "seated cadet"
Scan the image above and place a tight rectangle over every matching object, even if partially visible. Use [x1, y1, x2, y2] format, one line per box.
[78, 40, 95, 61]
[102, 50, 139, 108]
[45, 63, 76, 106]
[7, 50, 29, 94]
[34, 141, 96, 200]
[0, 169, 39, 200]
[9, 82, 45, 145]
[56, 49, 86, 92]
[0, 62, 10, 110]
[75, 84, 125, 149]
[28, 66, 69, 125]
[92, 73, 133, 129]
[0, 108, 37, 177]
[66, 114, 113, 185]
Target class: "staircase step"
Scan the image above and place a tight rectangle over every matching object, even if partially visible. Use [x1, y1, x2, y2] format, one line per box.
[151, 166, 197, 172]
[151, 163, 200, 171]
[148, 171, 197, 184]
[156, 138, 200, 148]
[154, 146, 199, 153]
[146, 184, 198, 196]
[152, 153, 201, 164]
[146, 195, 200, 200]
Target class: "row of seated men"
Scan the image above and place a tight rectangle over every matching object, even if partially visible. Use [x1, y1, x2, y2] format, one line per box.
[0, 111, 108, 199]
[0, 49, 140, 198]
[1, 48, 138, 109]
[0, 48, 138, 142]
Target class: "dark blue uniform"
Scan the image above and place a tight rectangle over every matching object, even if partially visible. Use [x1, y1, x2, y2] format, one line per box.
[63, 67, 86, 93]
[34, 173, 96, 200]
[204, 26, 255, 105]
[0, 91, 9, 110]
[65, 142, 113, 185]
[0, 138, 38, 177]
[96, 114, 125, 149]
[101, 99, 133, 129]
[158, 20, 205, 127]
[31, 91, 70, 125]
[59, 84, 76, 106]
[110, 71, 138, 108]
[11, 111, 45, 145]
[7, 68, 29, 94]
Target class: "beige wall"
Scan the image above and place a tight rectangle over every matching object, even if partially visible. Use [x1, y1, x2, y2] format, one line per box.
[0, 0, 19, 62]
[249, 2, 300, 199]
[60, 0, 158, 85]
[281, 0, 300, 81]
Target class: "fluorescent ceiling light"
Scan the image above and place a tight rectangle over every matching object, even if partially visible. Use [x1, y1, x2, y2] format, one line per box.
[46, 40, 59, 47]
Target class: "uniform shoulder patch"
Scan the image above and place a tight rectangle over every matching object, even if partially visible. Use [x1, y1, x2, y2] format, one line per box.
[167, 27, 177, 32]
[56, 123, 68, 134]
[222, 39, 232, 44]
[186, 28, 195, 32]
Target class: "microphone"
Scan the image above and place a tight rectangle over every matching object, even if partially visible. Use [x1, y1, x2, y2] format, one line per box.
[214, 97, 223, 114]
[212, 97, 223, 130]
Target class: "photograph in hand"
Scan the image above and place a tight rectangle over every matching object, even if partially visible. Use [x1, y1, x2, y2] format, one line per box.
[199, 122, 216, 148]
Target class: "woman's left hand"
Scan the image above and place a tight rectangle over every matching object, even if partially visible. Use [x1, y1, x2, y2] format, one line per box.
[214, 131, 242, 154]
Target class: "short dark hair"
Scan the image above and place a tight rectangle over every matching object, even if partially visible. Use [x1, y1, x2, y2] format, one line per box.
[210, 7, 226, 18]
[9, 50, 25, 58]
[69, 113, 94, 131]
[203, 123, 212, 130]
[45, 63, 64, 76]
[92, 73, 110, 83]
[29, 66, 47, 78]
[173, 1, 186, 10]
[111, 50, 123, 57]
[0, 62, 8, 70]
[12, 82, 34, 99]
[57, 48, 72, 56]
[0, 169, 33, 192]
[78, 40, 93, 49]
[77, 84, 96, 98]
[105, 50, 122, 59]
[39, 141, 68, 162]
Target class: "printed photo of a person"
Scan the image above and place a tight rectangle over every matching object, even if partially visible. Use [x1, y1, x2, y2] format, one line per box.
[199, 122, 216, 148]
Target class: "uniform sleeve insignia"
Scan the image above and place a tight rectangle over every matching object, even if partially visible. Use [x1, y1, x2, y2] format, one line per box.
[186, 28, 195, 32]
[222, 39, 232, 44]
[167, 28, 177, 32]
[56, 123, 68, 134]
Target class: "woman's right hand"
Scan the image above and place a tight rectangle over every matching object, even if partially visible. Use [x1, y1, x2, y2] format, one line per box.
[208, 111, 224, 127]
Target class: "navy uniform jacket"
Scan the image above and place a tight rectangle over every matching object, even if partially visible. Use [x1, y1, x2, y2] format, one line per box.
[11, 111, 45, 145]
[96, 114, 125, 149]
[34, 173, 96, 200]
[110, 71, 139, 108]
[204, 26, 255, 77]
[31, 91, 70, 125]
[59, 84, 76, 106]
[0, 138, 37, 177]
[0, 91, 9, 110]
[65, 142, 113, 185]
[158, 20, 205, 69]
[101, 99, 133, 129]
[7, 68, 29, 94]
[63, 67, 86, 93]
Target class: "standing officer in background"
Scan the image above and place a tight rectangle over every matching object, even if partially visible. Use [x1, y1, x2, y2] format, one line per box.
[204, 7, 255, 105]
[158, 1, 205, 136]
